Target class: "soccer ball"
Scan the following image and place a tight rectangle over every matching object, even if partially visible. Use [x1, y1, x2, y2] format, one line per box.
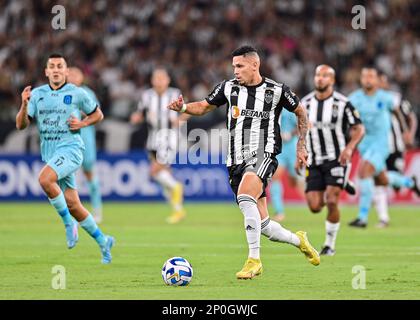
[161, 257, 193, 286]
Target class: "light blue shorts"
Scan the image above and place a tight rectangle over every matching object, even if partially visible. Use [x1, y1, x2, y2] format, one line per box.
[359, 147, 389, 175]
[47, 147, 83, 191]
[276, 138, 298, 177]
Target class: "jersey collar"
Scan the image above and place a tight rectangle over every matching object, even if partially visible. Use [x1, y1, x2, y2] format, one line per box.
[314, 91, 334, 101]
[48, 82, 68, 91]
[244, 77, 265, 89]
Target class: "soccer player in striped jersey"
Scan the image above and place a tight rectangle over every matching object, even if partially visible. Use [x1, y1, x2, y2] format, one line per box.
[131, 68, 188, 224]
[168, 45, 320, 279]
[67, 67, 103, 224]
[300, 65, 365, 256]
[16, 53, 114, 264]
[373, 73, 419, 228]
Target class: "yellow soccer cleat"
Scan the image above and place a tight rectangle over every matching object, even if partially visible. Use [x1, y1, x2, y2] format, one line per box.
[296, 231, 321, 266]
[166, 209, 186, 224]
[236, 258, 263, 280]
[170, 183, 184, 208]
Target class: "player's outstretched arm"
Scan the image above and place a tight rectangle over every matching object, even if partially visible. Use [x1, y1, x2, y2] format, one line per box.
[16, 86, 32, 130]
[293, 103, 309, 171]
[167, 95, 216, 116]
[338, 124, 365, 166]
[405, 112, 417, 148]
[399, 104, 417, 149]
[68, 107, 104, 131]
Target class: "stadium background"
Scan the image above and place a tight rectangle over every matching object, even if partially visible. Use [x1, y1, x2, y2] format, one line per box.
[1, 0, 419, 203]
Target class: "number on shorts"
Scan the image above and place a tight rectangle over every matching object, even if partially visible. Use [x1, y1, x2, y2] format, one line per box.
[54, 156, 65, 167]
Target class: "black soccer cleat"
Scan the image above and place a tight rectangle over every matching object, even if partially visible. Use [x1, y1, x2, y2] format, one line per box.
[411, 176, 420, 197]
[344, 180, 356, 196]
[320, 246, 336, 256]
[348, 218, 367, 228]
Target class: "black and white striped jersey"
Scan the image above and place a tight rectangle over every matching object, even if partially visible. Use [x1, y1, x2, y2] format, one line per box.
[301, 90, 361, 166]
[388, 91, 412, 154]
[206, 77, 300, 167]
[137, 87, 180, 151]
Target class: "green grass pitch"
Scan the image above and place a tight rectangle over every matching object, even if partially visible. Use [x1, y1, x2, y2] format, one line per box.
[1, 202, 419, 299]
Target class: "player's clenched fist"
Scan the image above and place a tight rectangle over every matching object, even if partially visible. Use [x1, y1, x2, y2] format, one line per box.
[21, 86, 32, 106]
[67, 116, 86, 131]
[167, 95, 184, 112]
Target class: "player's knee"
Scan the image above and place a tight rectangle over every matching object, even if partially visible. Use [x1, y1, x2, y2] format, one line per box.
[66, 199, 80, 213]
[38, 173, 53, 190]
[325, 194, 339, 208]
[309, 204, 323, 213]
[308, 200, 323, 213]
[376, 175, 389, 186]
[150, 164, 162, 177]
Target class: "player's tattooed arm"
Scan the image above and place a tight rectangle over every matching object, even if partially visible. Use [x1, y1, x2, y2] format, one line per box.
[16, 86, 32, 130]
[293, 103, 309, 168]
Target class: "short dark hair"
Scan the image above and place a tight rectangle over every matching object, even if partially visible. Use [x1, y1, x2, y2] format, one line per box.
[362, 64, 377, 71]
[231, 45, 258, 57]
[45, 53, 66, 66]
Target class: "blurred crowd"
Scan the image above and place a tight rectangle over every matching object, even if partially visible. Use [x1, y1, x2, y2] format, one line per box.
[1, 0, 420, 148]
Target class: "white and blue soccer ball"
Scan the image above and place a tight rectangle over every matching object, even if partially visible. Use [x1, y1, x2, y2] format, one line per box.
[161, 257, 193, 286]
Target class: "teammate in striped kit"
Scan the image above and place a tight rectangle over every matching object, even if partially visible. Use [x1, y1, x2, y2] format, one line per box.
[167, 46, 320, 279]
[131, 68, 188, 224]
[67, 67, 103, 223]
[373, 73, 419, 228]
[300, 65, 365, 256]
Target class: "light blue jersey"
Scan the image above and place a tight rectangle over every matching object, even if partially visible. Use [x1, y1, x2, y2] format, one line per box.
[28, 83, 97, 162]
[349, 88, 395, 173]
[276, 111, 298, 176]
[80, 85, 99, 171]
[280, 109, 297, 135]
[28, 83, 97, 189]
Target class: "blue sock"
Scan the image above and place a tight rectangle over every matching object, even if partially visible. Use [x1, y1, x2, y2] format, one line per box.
[49, 192, 73, 226]
[270, 181, 284, 215]
[87, 177, 103, 210]
[80, 214, 107, 247]
[388, 171, 414, 188]
[358, 178, 375, 222]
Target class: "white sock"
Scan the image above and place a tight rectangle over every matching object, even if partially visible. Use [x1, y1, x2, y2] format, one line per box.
[162, 186, 170, 201]
[237, 194, 261, 259]
[153, 170, 178, 190]
[324, 221, 340, 249]
[261, 217, 300, 247]
[374, 186, 389, 223]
